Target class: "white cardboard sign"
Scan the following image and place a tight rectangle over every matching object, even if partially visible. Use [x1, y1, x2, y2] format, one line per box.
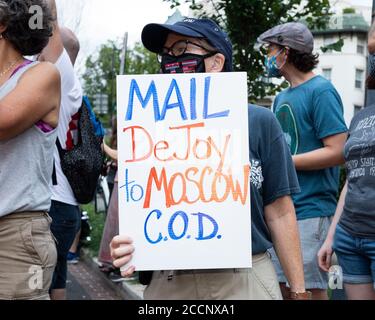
[117, 72, 251, 271]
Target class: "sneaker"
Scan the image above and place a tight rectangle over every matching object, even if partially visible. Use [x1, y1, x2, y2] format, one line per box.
[98, 263, 115, 274]
[108, 270, 126, 283]
[99, 266, 111, 273]
[67, 251, 79, 264]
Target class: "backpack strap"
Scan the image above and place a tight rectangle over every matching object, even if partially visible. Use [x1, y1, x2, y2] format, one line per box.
[52, 160, 57, 186]
[52, 138, 65, 186]
[56, 137, 65, 158]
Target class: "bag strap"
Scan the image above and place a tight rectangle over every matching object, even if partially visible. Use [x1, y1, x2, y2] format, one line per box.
[56, 137, 64, 157]
[52, 138, 65, 186]
[52, 160, 57, 186]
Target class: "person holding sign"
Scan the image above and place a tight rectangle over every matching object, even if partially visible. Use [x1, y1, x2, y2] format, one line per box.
[111, 18, 309, 300]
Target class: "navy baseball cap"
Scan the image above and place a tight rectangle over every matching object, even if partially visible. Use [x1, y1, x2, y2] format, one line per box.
[141, 18, 233, 72]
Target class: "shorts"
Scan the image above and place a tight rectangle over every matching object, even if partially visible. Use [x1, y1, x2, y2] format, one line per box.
[0, 212, 57, 300]
[49, 200, 81, 290]
[269, 216, 332, 290]
[143, 252, 282, 300]
[333, 224, 375, 289]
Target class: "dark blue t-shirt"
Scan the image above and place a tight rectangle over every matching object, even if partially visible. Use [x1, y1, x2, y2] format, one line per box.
[273, 76, 348, 220]
[248, 104, 300, 254]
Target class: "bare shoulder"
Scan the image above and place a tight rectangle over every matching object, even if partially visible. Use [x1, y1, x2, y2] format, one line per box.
[17, 62, 61, 117]
[21, 61, 61, 86]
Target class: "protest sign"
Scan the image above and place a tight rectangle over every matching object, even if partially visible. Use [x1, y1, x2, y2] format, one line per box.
[117, 72, 251, 271]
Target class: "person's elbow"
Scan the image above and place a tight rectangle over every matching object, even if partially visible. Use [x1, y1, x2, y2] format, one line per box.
[324, 132, 347, 167]
[0, 115, 14, 141]
[264, 195, 296, 224]
[327, 145, 346, 167]
[0, 130, 7, 141]
[0, 122, 5, 140]
[0, 120, 24, 141]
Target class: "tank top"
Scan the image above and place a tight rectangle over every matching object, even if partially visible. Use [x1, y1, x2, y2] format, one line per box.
[0, 61, 57, 217]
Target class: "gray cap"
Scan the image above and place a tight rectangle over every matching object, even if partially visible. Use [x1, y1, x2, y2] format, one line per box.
[257, 22, 314, 54]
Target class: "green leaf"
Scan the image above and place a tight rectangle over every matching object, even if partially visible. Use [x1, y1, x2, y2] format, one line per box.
[321, 38, 344, 53]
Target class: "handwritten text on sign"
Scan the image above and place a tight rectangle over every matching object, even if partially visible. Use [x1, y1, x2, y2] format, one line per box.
[117, 72, 251, 271]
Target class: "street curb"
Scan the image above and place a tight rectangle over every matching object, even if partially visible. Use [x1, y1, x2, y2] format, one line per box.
[80, 249, 143, 300]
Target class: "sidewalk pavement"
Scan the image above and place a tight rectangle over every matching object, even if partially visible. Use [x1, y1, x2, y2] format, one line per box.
[66, 250, 146, 300]
[67, 260, 121, 300]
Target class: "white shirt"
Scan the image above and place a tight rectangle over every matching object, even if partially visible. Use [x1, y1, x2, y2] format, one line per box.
[51, 49, 83, 205]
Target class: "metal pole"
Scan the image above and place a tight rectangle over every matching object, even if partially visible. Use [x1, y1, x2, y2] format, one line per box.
[110, 45, 115, 120]
[120, 32, 128, 75]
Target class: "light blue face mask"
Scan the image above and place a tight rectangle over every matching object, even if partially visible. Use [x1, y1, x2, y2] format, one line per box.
[264, 49, 285, 78]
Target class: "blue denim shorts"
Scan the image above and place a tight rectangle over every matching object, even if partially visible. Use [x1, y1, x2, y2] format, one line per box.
[333, 224, 375, 289]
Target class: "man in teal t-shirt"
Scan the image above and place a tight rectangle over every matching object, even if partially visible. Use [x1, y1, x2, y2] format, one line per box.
[258, 22, 348, 300]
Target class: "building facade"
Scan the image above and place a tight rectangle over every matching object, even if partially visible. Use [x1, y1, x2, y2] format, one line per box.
[313, 13, 369, 126]
[330, 0, 372, 24]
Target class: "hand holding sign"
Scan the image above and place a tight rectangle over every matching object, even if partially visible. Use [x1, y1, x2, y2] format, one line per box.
[110, 235, 135, 277]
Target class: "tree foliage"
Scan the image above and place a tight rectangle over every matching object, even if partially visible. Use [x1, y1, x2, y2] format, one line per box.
[82, 40, 160, 124]
[164, 0, 332, 101]
[126, 42, 161, 75]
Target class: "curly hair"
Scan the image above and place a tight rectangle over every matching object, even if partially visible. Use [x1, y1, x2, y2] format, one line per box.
[287, 48, 320, 73]
[0, 0, 54, 56]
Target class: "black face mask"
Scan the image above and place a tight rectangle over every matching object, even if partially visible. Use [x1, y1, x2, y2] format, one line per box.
[160, 52, 216, 74]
